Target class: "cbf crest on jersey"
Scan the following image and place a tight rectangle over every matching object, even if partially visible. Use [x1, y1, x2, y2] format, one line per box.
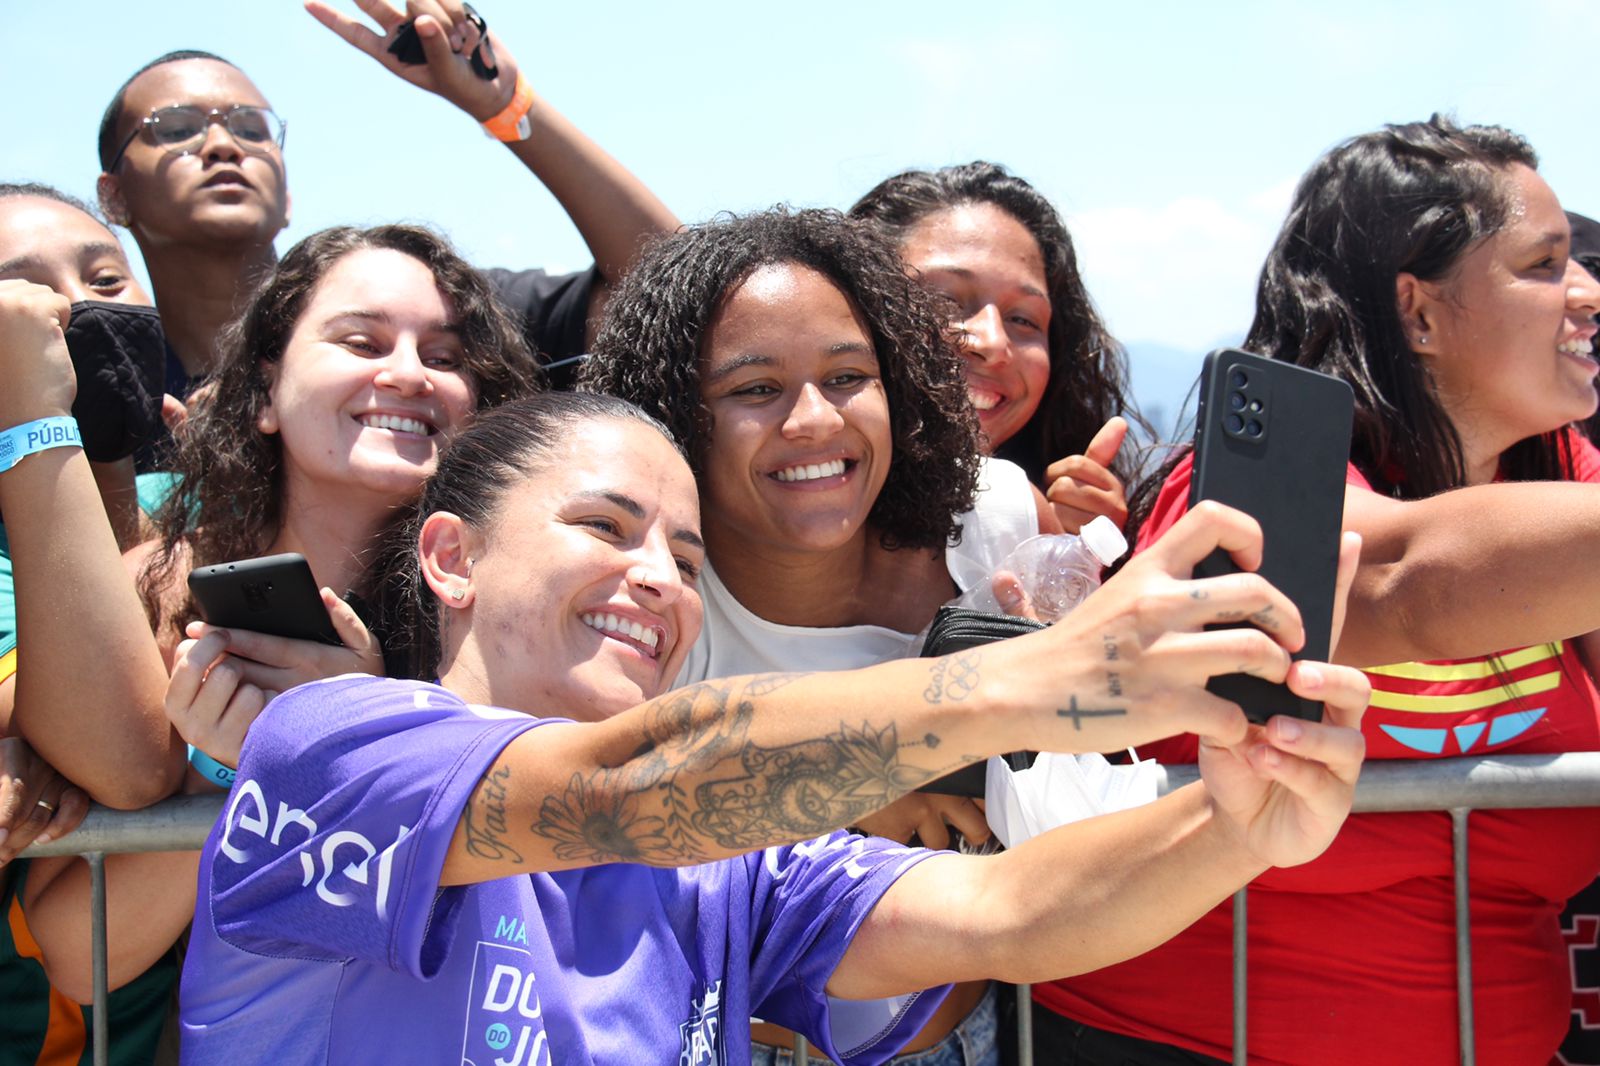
[678, 981, 724, 1066]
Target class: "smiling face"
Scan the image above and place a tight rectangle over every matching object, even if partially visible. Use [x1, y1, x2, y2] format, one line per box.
[258, 247, 477, 504]
[103, 59, 289, 249]
[1421, 164, 1600, 454]
[897, 202, 1051, 452]
[0, 196, 150, 305]
[697, 263, 893, 559]
[457, 418, 705, 720]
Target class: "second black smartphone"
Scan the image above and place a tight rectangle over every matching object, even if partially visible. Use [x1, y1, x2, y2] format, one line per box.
[187, 553, 343, 646]
[1189, 348, 1354, 722]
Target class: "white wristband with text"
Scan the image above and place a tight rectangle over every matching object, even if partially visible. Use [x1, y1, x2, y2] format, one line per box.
[0, 416, 81, 474]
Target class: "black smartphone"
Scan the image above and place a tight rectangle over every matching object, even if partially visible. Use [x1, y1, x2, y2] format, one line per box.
[1190, 348, 1354, 723]
[916, 607, 1041, 797]
[187, 553, 342, 646]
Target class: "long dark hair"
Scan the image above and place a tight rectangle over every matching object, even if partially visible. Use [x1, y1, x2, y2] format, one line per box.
[364, 393, 683, 680]
[1246, 114, 1567, 499]
[1126, 116, 1569, 544]
[139, 224, 542, 634]
[849, 161, 1145, 485]
[579, 207, 981, 553]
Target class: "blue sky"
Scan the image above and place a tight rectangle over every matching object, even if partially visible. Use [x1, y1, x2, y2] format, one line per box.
[6, 0, 1596, 368]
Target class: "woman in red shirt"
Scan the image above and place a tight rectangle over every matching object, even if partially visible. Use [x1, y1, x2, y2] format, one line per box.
[1035, 116, 1600, 1065]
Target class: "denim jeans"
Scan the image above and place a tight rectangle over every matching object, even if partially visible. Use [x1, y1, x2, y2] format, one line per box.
[749, 984, 999, 1066]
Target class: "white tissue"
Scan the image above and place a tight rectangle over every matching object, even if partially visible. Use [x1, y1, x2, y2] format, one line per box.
[984, 751, 1162, 849]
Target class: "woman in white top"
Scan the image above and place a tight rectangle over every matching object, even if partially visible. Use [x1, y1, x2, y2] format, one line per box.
[582, 207, 1070, 1064]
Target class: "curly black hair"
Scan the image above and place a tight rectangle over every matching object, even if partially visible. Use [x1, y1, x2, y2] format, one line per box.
[850, 161, 1147, 486]
[579, 207, 981, 552]
[139, 223, 543, 636]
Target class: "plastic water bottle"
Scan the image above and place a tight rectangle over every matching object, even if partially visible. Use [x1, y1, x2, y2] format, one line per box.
[955, 515, 1129, 623]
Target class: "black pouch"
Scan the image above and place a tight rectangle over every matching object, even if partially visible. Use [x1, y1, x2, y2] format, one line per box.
[387, 3, 498, 79]
[64, 301, 166, 463]
[917, 606, 1042, 797]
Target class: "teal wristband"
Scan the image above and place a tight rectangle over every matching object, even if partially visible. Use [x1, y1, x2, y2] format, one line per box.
[0, 416, 81, 474]
[188, 744, 237, 788]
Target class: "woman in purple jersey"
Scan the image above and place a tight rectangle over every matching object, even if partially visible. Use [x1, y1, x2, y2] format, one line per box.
[168, 390, 1369, 1064]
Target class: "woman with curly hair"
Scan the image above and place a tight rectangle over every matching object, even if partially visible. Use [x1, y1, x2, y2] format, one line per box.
[581, 207, 1059, 1064]
[135, 222, 542, 666]
[850, 161, 1144, 532]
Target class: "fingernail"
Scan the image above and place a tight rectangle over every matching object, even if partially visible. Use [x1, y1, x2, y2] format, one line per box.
[1275, 717, 1303, 742]
[1264, 747, 1282, 768]
[0, 828, 10, 848]
[1298, 663, 1323, 688]
[34, 833, 50, 846]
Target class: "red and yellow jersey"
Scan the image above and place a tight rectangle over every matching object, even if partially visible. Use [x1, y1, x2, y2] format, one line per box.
[1037, 439, 1600, 1065]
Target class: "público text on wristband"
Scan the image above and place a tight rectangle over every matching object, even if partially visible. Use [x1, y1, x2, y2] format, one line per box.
[188, 745, 237, 788]
[0, 416, 81, 474]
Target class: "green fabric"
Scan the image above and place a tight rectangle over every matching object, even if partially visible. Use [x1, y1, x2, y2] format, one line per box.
[0, 862, 180, 1066]
[134, 472, 180, 520]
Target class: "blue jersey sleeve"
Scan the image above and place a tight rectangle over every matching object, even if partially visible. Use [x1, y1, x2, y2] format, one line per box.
[204, 676, 546, 978]
[746, 833, 951, 1065]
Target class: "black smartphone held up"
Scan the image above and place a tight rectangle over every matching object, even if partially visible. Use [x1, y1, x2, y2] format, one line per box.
[187, 553, 343, 646]
[1190, 348, 1354, 723]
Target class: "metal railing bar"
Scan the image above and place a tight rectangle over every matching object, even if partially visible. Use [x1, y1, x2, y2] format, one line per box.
[1232, 889, 1247, 1066]
[88, 851, 108, 1066]
[1156, 751, 1600, 810]
[1016, 983, 1033, 1066]
[22, 793, 221, 857]
[1452, 808, 1475, 1066]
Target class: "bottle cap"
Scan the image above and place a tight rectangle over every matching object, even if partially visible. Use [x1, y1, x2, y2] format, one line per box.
[1079, 515, 1129, 567]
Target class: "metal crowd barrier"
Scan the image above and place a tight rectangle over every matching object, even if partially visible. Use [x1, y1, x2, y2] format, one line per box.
[22, 752, 1600, 1066]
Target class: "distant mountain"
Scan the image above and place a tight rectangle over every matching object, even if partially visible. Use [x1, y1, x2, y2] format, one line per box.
[1122, 340, 1214, 442]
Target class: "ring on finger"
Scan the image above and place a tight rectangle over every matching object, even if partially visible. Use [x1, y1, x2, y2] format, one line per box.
[36, 799, 55, 813]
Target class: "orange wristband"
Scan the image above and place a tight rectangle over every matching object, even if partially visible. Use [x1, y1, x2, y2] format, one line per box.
[481, 73, 534, 142]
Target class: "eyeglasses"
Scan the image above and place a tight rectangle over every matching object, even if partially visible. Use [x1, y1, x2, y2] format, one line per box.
[107, 105, 286, 172]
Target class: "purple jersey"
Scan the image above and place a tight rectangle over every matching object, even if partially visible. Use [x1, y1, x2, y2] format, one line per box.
[179, 676, 949, 1065]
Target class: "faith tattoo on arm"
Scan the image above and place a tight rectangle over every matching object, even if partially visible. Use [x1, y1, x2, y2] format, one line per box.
[464, 763, 524, 864]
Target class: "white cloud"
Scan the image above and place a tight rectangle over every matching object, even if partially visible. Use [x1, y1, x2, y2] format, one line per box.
[1066, 181, 1296, 350]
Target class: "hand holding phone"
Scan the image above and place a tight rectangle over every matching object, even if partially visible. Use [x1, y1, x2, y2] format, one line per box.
[187, 553, 342, 645]
[1189, 348, 1354, 722]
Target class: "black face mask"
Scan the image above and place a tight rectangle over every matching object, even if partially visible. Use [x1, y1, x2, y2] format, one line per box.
[64, 301, 166, 463]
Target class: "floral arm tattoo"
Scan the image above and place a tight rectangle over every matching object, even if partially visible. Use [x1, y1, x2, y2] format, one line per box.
[466, 663, 979, 869]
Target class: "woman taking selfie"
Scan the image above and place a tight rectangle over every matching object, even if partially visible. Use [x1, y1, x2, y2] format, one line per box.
[169, 390, 1369, 1063]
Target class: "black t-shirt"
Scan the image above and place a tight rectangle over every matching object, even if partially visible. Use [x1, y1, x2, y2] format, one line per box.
[486, 264, 599, 390]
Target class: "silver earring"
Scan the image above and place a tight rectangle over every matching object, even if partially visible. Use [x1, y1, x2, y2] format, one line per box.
[1418, 335, 1428, 345]
[451, 587, 466, 601]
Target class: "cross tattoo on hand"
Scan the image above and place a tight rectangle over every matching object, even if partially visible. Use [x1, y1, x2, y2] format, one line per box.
[1057, 696, 1128, 730]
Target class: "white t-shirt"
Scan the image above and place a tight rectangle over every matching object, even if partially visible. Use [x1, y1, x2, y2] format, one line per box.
[679, 457, 1038, 684]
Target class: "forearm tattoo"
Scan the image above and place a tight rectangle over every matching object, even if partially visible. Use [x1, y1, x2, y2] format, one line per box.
[464, 764, 524, 864]
[505, 666, 970, 867]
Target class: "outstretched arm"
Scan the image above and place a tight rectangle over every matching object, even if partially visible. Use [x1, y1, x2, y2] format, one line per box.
[307, 0, 677, 337]
[0, 282, 182, 807]
[440, 502, 1369, 885]
[828, 671, 1364, 996]
[1338, 480, 1600, 666]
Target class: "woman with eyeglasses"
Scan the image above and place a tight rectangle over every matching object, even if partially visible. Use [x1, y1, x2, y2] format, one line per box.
[850, 162, 1145, 534]
[166, 388, 1369, 1064]
[1032, 117, 1600, 1066]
